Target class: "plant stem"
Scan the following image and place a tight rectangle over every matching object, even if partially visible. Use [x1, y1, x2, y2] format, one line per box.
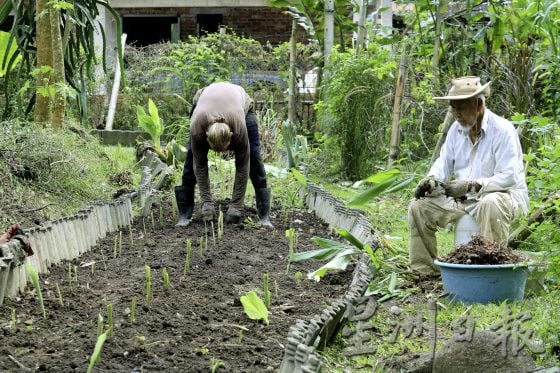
[263, 273, 271, 308]
[107, 303, 113, 336]
[56, 283, 64, 306]
[184, 239, 192, 276]
[25, 264, 46, 319]
[145, 265, 152, 305]
[130, 296, 137, 323]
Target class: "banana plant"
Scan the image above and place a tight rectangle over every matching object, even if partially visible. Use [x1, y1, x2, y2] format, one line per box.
[347, 168, 415, 207]
[136, 99, 186, 166]
[290, 228, 379, 281]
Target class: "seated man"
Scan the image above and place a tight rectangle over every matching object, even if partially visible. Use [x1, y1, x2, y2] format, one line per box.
[409, 76, 529, 277]
[174, 82, 273, 228]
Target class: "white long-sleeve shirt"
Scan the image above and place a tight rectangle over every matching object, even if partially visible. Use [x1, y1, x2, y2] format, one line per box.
[428, 109, 529, 215]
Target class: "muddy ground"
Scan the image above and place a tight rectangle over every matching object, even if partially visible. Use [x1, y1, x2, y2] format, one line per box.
[0, 200, 352, 372]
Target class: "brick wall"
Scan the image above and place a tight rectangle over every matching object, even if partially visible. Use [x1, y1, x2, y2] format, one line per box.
[116, 7, 293, 45]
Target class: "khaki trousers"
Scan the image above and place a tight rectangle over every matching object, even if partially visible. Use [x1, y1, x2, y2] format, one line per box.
[408, 192, 514, 275]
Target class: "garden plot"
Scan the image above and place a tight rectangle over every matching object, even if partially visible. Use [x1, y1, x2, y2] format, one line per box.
[0, 201, 351, 372]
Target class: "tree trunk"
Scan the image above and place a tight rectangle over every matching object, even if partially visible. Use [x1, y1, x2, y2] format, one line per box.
[49, 5, 65, 129]
[34, 0, 52, 125]
[430, 108, 454, 167]
[432, 0, 445, 86]
[355, 0, 367, 53]
[322, 0, 334, 130]
[288, 19, 297, 126]
[387, 55, 408, 169]
[106, 33, 127, 130]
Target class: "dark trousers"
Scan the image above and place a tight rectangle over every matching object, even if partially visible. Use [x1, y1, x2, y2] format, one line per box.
[181, 108, 268, 191]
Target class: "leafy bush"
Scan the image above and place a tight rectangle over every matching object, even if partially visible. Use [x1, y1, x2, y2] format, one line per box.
[315, 46, 396, 180]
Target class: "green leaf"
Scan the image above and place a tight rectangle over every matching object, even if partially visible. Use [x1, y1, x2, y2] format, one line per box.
[347, 174, 400, 206]
[290, 167, 307, 186]
[335, 229, 366, 250]
[87, 331, 108, 373]
[307, 251, 356, 280]
[240, 291, 269, 325]
[291, 246, 357, 262]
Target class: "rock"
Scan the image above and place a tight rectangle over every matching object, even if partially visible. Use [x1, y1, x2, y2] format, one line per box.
[433, 331, 537, 373]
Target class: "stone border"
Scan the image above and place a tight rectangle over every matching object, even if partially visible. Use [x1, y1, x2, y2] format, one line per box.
[278, 181, 378, 372]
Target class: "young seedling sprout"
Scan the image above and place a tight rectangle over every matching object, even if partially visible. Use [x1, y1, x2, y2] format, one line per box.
[183, 238, 192, 276]
[285, 228, 297, 274]
[263, 273, 271, 308]
[113, 236, 118, 258]
[100, 249, 107, 270]
[211, 221, 216, 247]
[162, 268, 170, 289]
[130, 296, 137, 323]
[159, 205, 164, 227]
[68, 263, 73, 290]
[210, 358, 225, 373]
[91, 262, 95, 275]
[25, 263, 46, 319]
[107, 304, 114, 336]
[11, 308, 16, 331]
[145, 265, 152, 305]
[56, 283, 64, 306]
[218, 209, 224, 240]
[274, 280, 279, 298]
[74, 265, 78, 282]
[97, 314, 104, 336]
[150, 211, 155, 232]
[118, 231, 123, 257]
[87, 330, 108, 373]
[142, 219, 147, 236]
[199, 236, 204, 257]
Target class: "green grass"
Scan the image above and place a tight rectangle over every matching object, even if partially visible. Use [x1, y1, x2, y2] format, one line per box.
[0, 121, 137, 226]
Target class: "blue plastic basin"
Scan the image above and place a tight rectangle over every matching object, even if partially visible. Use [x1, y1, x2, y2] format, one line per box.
[434, 260, 528, 304]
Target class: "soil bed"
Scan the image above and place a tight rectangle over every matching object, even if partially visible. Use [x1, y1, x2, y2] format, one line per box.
[439, 235, 521, 265]
[0, 200, 351, 372]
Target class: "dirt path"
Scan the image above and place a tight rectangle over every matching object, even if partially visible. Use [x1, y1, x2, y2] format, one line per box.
[0, 201, 351, 372]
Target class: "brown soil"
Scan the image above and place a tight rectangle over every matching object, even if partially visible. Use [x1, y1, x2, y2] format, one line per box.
[439, 235, 521, 265]
[0, 200, 351, 372]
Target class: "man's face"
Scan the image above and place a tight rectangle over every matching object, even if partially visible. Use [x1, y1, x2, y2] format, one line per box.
[449, 98, 479, 130]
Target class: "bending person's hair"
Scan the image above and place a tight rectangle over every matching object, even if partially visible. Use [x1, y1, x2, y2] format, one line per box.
[206, 122, 233, 152]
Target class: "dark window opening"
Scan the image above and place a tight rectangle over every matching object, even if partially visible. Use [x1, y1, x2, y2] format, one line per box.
[122, 16, 179, 47]
[197, 14, 223, 36]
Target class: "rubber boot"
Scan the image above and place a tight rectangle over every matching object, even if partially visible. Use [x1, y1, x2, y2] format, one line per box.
[255, 188, 273, 228]
[175, 186, 194, 227]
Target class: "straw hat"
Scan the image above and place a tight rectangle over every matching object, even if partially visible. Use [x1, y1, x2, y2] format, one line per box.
[433, 76, 491, 100]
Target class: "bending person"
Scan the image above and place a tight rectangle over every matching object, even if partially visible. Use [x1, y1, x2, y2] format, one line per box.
[174, 82, 273, 228]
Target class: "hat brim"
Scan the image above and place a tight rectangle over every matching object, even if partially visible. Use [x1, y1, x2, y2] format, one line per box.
[433, 81, 491, 100]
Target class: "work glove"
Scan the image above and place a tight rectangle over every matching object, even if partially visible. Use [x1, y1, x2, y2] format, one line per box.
[443, 180, 469, 198]
[225, 206, 242, 224]
[201, 201, 215, 222]
[414, 178, 437, 199]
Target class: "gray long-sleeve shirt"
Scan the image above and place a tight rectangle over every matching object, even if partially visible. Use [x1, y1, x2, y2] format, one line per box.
[190, 82, 252, 207]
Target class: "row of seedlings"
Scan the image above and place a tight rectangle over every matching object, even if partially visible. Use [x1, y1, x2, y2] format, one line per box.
[0, 197, 133, 304]
[278, 183, 378, 372]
